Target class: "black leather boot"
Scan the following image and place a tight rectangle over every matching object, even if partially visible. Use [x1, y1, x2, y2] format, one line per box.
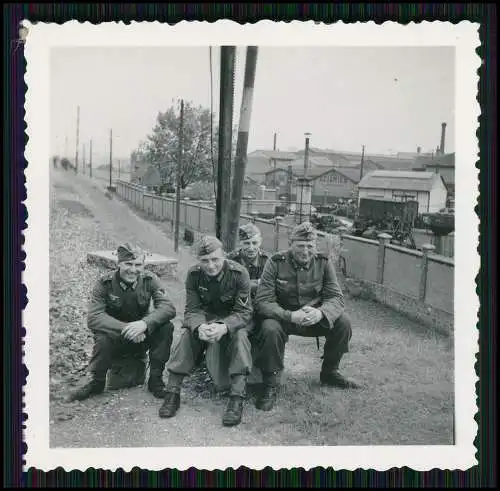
[320, 370, 361, 389]
[158, 391, 180, 418]
[222, 396, 244, 427]
[256, 385, 279, 411]
[68, 378, 105, 402]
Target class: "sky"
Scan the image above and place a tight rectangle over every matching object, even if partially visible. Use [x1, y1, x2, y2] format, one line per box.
[50, 46, 455, 162]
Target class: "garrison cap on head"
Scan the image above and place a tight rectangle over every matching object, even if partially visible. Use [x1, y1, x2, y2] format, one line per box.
[116, 243, 145, 262]
[290, 222, 317, 242]
[239, 223, 261, 241]
[195, 235, 223, 257]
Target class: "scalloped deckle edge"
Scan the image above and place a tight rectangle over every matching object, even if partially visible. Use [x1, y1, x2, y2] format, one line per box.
[23, 19, 480, 472]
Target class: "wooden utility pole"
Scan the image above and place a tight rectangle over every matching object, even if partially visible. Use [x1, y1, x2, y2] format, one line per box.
[360, 144, 365, 180]
[174, 100, 184, 253]
[82, 143, 86, 174]
[226, 46, 258, 252]
[89, 139, 93, 178]
[216, 46, 236, 244]
[75, 106, 80, 174]
[118, 159, 121, 179]
[109, 129, 113, 188]
[272, 132, 277, 186]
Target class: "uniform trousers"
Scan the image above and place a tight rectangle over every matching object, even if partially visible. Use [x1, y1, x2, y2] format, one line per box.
[166, 326, 253, 397]
[88, 321, 175, 380]
[253, 313, 352, 385]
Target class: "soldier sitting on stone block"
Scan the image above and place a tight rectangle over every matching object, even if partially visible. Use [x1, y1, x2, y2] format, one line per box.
[253, 221, 361, 412]
[68, 243, 176, 402]
[205, 223, 268, 391]
[159, 235, 254, 427]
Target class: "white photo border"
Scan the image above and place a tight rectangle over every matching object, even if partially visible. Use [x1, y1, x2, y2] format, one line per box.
[23, 20, 480, 472]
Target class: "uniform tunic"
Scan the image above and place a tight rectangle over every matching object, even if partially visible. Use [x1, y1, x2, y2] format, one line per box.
[86, 270, 176, 377]
[226, 248, 269, 298]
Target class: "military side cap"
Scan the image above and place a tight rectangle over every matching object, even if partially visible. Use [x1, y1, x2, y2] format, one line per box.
[290, 222, 317, 242]
[195, 235, 223, 256]
[116, 243, 144, 262]
[239, 223, 261, 241]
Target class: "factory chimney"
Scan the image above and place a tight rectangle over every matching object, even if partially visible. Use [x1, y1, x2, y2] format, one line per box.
[440, 122, 447, 155]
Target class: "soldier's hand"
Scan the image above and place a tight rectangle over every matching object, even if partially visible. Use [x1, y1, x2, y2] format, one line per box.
[291, 310, 308, 326]
[207, 323, 228, 342]
[131, 333, 146, 344]
[197, 324, 210, 342]
[122, 320, 148, 341]
[300, 307, 324, 327]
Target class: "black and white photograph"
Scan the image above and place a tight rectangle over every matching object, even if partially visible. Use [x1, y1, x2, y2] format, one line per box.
[24, 21, 479, 471]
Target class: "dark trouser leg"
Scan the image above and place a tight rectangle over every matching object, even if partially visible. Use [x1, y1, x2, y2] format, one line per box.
[253, 318, 288, 386]
[88, 333, 119, 381]
[321, 313, 352, 373]
[147, 322, 175, 373]
[222, 328, 252, 397]
[165, 328, 205, 393]
[146, 321, 175, 397]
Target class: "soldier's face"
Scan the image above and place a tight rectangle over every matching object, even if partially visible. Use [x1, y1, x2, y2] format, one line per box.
[241, 235, 262, 259]
[290, 240, 316, 264]
[199, 248, 225, 277]
[118, 258, 145, 283]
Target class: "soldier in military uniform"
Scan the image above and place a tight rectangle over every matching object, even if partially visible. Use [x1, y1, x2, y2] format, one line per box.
[205, 223, 269, 390]
[253, 222, 360, 411]
[68, 243, 177, 402]
[159, 235, 253, 427]
[226, 223, 269, 299]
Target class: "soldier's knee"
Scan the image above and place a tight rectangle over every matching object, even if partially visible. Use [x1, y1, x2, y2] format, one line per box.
[260, 319, 285, 340]
[334, 313, 352, 336]
[94, 332, 116, 351]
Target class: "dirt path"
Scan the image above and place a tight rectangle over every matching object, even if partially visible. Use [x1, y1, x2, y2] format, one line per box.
[49, 168, 454, 448]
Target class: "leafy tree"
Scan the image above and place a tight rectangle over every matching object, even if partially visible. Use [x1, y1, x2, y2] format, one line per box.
[133, 99, 237, 189]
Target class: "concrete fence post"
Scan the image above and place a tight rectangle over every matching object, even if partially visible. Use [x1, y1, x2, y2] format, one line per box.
[198, 203, 202, 231]
[419, 243, 436, 301]
[377, 233, 392, 284]
[184, 202, 188, 227]
[247, 199, 253, 215]
[274, 216, 283, 252]
[251, 211, 259, 223]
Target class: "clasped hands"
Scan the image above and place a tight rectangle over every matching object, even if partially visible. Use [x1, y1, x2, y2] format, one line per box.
[197, 322, 228, 344]
[291, 306, 324, 327]
[122, 320, 148, 343]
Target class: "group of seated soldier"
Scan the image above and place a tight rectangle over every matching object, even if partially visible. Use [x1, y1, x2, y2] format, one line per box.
[69, 222, 360, 428]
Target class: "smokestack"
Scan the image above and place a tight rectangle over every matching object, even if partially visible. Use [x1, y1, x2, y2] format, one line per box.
[417, 146, 421, 154]
[440, 122, 447, 155]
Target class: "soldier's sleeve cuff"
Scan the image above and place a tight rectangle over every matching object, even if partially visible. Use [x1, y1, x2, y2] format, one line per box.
[283, 310, 293, 323]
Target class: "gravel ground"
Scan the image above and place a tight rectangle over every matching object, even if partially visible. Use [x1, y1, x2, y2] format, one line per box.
[49, 168, 454, 448]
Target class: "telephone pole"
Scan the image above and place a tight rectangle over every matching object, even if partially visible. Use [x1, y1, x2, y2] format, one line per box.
[360, 144, 365, 180]
[174, 100, 184, 253]
[272, 132, 277, 186]
[82, 143, 86, 175]
[109, 129, 113, 188]
[226, 46, 258, 252]
[89, 139, 93, 178]
[75, 106, 80, 174]
[216, 46, 236, 244]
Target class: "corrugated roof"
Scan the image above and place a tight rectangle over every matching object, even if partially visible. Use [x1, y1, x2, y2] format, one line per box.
[248, 150, 296, 160]
[358, 170, 438, 192]
[416, 152, 455, 169]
